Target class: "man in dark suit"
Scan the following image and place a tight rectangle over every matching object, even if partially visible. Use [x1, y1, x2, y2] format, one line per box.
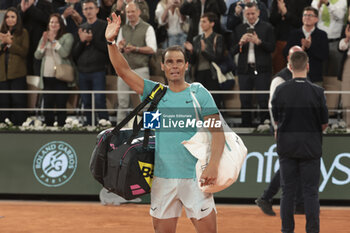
[19, 0, 53, 76]
[180, 0, 226, 43]
[233, 2, 275, 127]
[283, 6, 329, 86]
[271, 51, 328, 233]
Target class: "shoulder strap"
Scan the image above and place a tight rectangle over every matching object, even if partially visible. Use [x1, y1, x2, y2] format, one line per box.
[213, 34, 217, 53]
[111, 83, 167, 135]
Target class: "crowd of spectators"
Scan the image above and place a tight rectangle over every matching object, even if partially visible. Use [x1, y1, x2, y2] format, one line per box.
[0, 0, 350, 127]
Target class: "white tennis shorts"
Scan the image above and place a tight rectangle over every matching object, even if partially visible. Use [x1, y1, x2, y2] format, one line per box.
[150, 177, 216, 220]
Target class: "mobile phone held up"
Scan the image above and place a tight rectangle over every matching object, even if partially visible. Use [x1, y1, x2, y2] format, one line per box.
[246, 27, 255, 34]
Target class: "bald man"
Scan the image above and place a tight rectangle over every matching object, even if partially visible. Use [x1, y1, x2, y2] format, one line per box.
[269, 45, 304, 130]
[115, 1, 157, 123]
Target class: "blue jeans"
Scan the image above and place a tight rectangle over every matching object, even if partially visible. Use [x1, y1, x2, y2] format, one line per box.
[79, 71, 108, 125]
[163, 33, 187, 49]
[279, 157, 320, 233]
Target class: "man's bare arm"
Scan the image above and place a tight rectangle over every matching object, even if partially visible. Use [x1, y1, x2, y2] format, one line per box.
[106, 13, 144, 94]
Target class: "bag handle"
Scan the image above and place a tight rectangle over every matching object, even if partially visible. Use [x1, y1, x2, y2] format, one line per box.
[111, 83, 167, 147]
[111, 83, 166, 135]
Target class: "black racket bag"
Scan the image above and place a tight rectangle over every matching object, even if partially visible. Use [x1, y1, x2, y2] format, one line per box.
[89, 84, 166, 200]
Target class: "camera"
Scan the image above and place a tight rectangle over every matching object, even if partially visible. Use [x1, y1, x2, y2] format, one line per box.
[246, 27, 255, 34]
[80, 24, 92, 33]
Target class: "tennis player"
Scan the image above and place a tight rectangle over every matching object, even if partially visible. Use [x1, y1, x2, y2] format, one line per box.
[105, 12, 225, 233]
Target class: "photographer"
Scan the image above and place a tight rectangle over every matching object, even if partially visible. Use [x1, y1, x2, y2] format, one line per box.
[72, 0, 109, 126]
[232, 2, 275, 127]
[226, 0, 269, 31]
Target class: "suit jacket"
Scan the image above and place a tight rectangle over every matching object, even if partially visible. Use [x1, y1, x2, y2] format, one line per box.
[283, 27, 329, 82]
[233, 20, 275, 74]
[180, 0, 226, 43]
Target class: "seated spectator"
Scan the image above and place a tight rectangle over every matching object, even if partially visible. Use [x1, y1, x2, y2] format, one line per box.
[184, 12, 224, 108]
[111, 0, 150, 26]
[0, 7, 29, 125]
[98, 0, 116, 20]
[34, 13, 74, 126]
[155, 0, 187, 48]
[226, 0, 269, 32]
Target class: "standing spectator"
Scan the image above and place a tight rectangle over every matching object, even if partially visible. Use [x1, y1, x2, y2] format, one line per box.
[338, 18, 350, 128]
[184, 12, 224, 108]
[111, 0, 150, 26]
[270, 0, 309, 74]
[72, 0, 109, 125]
[0, 7, 29, 125]
[271, 50, 328, 233]
[19, 0, 53, 76]
[155, 0, 187, 48]
[34, 13, 74, 126]
[232, 2, 275, 127]
[116, 1, 157, 123]
[98, 0, 116, 20]
[226, 0, 269, 32]
[180, 0, 227, 43]
[58, 0, 85, 40]
[311, 0, 347, 115]
[284, 6, 329, 86]
[145, 0, 160, 29]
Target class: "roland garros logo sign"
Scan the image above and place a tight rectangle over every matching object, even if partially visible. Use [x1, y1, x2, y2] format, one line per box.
[33, 141, 77, 187]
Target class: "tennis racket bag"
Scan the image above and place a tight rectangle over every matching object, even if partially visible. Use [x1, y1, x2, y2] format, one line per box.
[90, 84, 166, 200]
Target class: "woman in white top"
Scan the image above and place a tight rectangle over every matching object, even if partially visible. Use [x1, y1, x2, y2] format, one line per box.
[155, 0, 188, 48]
[35, 13, 74, 126]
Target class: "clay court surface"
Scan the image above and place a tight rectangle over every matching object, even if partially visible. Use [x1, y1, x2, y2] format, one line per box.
[1, 201, 350, 233]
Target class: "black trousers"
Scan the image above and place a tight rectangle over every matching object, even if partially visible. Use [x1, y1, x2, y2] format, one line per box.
[238, 67, 270, 126]
[43, 77, 69, 126]
[262, 169, 304, 207]
[0, 76, 27, 125]
[279, 157, 320, 233]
